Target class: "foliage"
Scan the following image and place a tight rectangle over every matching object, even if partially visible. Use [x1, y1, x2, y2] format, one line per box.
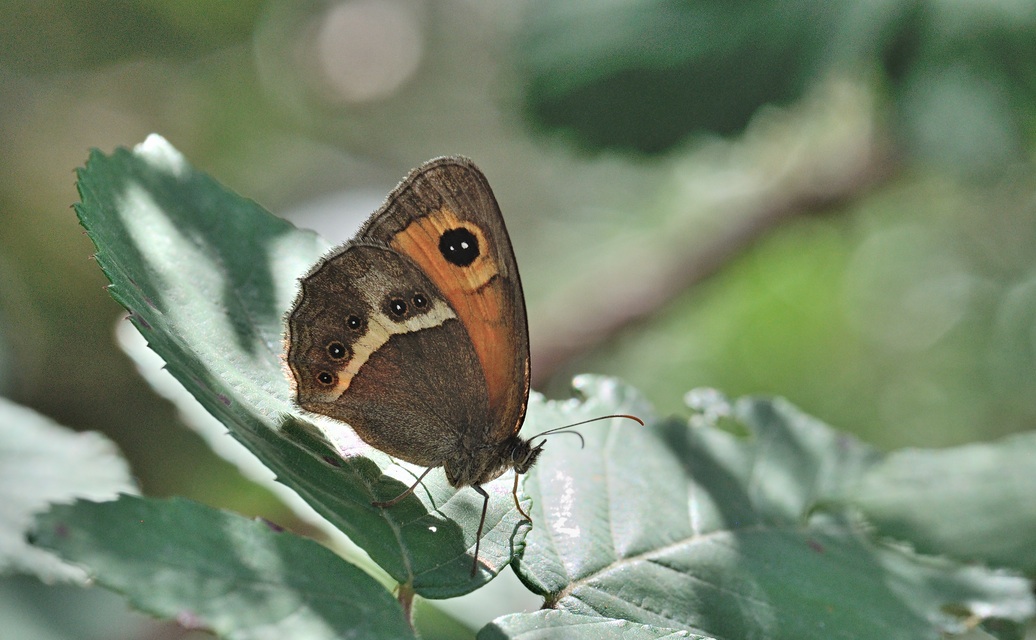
[0, 397, 136, 583]
[516, 0, 1036, 175]
[15, 137, 1034, 638]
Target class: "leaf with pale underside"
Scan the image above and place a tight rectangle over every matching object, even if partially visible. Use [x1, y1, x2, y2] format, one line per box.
[74, 135, 527, 597]
[507, 383, 1035, 640]
[0, 396, 137, 583]
[32, 495, 413, 640]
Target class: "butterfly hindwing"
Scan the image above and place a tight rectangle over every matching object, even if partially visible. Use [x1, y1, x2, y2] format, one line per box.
[286, 243, 489, 466]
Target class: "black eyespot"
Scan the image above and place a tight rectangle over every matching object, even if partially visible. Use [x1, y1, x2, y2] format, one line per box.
[389, 298, 407, 317]
[327, 341, 347, 360]
[346, 315, 362, 330]
[317, 372, 335, 386]
[412, 293, 427, 308]
[439, 227, 479, 267]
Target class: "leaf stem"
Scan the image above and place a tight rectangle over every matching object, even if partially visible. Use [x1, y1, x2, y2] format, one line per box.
[397, 583, 415, 627]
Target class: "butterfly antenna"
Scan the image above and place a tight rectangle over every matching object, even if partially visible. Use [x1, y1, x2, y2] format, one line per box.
[532, 414, 644, 448]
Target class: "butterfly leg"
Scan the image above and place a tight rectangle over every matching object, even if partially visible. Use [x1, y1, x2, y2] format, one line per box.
[470, 483, 490, 577]
[372, 466, 434, 508]
[512, 472, 531, 521]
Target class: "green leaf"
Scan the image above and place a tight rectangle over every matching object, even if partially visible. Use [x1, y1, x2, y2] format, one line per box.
[849, 431, 1036, 575]
[516, 0, 1036, 175]
[74, 135, 527, 598]
[515, 0, 841, 153]
[0, 396, 137, 583]
[510, 383, 1035, 639]
[31, 495, 413, 640]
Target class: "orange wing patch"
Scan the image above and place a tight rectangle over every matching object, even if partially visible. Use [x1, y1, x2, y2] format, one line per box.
[389, 208, 516, 416]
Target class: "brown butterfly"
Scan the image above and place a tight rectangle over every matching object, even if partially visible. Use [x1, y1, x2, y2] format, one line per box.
[285, 157, 638, 576]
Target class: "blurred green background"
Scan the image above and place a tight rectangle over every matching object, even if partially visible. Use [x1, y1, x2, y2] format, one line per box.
[3, 0, 1036, 638]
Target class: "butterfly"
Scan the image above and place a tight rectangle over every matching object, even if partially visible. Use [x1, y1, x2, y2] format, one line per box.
[286, 157, 639, 576]
[283, 157, 538, 575]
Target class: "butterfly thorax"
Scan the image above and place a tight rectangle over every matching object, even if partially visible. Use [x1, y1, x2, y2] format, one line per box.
[443, 435, 543, 488]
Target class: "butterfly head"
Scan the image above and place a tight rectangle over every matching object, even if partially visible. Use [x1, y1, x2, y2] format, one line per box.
[509, 437, 544, 475]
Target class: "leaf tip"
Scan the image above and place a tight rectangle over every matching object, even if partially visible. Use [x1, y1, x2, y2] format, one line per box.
[133, 135, 188, 178]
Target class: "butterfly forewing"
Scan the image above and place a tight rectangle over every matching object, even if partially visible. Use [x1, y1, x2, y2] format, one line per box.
[358, 158, 531, 439]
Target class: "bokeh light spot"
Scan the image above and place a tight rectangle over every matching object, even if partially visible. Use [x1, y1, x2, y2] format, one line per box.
[313, 0, 424, 104]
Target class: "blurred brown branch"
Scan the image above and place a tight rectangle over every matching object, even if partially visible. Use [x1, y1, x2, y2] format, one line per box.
[531, 121, 898, 386]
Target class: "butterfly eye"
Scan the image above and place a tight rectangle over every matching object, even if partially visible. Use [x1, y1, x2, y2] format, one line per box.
[346, 315, 363, 331]
[412, 293, 427, 309]
[439, 227, 479, 267]
[316, 371, 335, 386]
[326, 341, 347, 360]
[388, 298, 407, 317]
